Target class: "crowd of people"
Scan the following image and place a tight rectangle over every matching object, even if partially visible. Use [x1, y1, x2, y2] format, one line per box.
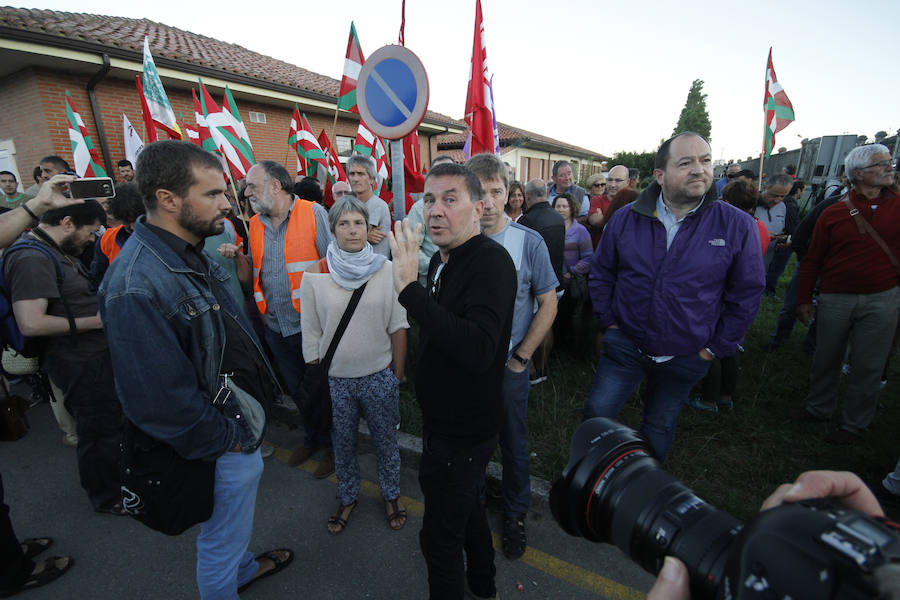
[1, 133, 898, 599]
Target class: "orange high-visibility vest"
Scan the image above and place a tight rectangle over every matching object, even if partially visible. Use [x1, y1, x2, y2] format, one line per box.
[249, 199, 318, 314]
[99, 224, 125, 263]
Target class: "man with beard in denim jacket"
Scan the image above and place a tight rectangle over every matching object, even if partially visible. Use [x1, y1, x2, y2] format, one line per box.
[99, 141, 292, 599]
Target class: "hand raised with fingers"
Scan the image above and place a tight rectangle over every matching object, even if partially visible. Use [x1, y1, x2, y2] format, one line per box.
[387, 218, 421, 293]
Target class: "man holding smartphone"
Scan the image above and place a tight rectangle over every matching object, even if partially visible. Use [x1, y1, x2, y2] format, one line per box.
[4, 198, 124, 514]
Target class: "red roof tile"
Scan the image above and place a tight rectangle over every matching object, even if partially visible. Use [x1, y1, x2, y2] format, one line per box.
[0, 6, 463, 127]
[437, 121, 607, 159]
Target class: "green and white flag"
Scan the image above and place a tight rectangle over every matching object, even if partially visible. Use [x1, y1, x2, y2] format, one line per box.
[65, 90, 107, 177]
[142, 36, 182, 139]
[222, 86, 255, 164]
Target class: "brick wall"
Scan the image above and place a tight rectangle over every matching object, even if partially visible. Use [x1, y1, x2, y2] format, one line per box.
[2, 67, 432, 180]
[0, 68, 53, 180]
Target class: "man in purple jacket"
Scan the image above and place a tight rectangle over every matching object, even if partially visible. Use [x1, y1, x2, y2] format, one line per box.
[584, 132, 765, 461]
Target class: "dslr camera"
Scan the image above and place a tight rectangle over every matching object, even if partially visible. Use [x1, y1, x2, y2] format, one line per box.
[550, 418, 900, 599]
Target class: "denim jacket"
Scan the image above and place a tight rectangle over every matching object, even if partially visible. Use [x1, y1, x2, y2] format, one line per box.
[99, 218, 278, 461]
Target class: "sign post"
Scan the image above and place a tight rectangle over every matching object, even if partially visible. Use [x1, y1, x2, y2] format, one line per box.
[356, 45, 429, 221]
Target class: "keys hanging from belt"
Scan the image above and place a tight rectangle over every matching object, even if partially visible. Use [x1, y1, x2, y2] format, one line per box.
[212, 372, 234, 407]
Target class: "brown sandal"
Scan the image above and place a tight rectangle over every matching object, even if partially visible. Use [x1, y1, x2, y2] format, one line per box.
[385, 498, 407, 531]
[327, 501, 357, 535]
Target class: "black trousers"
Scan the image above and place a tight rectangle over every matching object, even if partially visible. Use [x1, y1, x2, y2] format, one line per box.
[45, 350, 124, 511]
[418, 433, 498, 600]
[0, 473, 32, 593]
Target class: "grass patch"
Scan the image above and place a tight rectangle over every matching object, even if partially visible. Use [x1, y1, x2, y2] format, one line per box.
[399, 257, 899, 520]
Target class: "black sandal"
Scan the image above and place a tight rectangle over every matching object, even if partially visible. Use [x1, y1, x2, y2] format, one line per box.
[236, 548, 294, 593]
[327, 501, 357, 535]
[385, 498, 407, 531]
[1, 556, 74, 597]
[20, 538, 52, 560]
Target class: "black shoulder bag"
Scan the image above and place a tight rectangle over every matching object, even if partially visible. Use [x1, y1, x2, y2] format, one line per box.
[300, 282, 367, 433]
[120, 421, 216, 536]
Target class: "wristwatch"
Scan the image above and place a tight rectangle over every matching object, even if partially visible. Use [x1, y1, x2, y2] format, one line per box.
[703, 347, 717, 359]
[512, 352, 530, 367]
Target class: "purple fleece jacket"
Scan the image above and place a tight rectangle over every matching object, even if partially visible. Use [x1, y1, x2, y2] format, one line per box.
[589, 181, 764, 358]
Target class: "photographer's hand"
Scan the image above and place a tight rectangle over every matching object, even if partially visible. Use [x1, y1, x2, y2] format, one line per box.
[760, 470, 884, 517]
[647, 470, 884, 599]
[647, 557, 689, 600]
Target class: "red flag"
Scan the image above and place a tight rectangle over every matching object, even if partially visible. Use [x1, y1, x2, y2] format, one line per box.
[198, 81, 252, 180]
[316, 130, 347, 208]
[135, 75, 158, 143]
[464, 0, 495, 157]
[763, 48, 795, 158]
[403, 131, 425, 212]
[337, 23, 365, 114]
[192, 89, 215, 151]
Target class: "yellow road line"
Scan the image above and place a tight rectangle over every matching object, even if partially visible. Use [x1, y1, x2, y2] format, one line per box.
[272, 445, 643, 599]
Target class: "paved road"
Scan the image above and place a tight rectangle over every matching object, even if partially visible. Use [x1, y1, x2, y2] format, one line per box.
[1, 401, 654, 599]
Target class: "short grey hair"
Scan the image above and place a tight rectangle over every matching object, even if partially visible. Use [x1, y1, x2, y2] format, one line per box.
[762, 173, 793, 191]
[328, 194, 369, 233]
[347, 154, 377, 182]
[552, 160, 572, 177]
[524, 179, 547, 200]
[845, 144, 891, 185]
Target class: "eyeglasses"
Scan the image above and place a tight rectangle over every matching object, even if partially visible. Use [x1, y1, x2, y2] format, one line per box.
[333, 190, 348, 198]
[860, 160, 893, 170]
[607, 178, 627, 184]
[591, 182, 606, 188]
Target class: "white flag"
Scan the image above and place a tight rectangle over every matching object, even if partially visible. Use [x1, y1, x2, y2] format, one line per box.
[122, 114, 144, 166]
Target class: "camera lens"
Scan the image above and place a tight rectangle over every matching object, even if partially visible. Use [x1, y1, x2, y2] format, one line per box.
[550, 418, 742, 599]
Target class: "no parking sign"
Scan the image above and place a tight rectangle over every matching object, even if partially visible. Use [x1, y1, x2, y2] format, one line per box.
[357, 45, 429, 219]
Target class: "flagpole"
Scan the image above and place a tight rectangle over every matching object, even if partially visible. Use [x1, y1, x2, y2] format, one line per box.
[758, 151, 765, 191]
[222, 158, 250, 242]
[331, 107, 340, 144]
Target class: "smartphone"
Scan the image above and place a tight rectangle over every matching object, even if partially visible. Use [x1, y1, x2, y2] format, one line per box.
[68, 177, 116, 199]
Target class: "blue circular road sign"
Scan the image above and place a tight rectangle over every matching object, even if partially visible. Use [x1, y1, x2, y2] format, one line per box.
[356, 45, 429, 139]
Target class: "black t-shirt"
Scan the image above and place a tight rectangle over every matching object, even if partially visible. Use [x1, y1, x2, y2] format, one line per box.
[519, 202, 566, 287]
[4, 232, 108, 361]
[143, 223, 275, 406]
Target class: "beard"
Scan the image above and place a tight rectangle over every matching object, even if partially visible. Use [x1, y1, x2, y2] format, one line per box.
[59, 234, 89, 256]
[178, 201, 226, 240]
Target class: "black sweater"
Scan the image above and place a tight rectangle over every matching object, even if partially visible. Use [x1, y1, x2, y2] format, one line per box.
[399, 234, 516, 444]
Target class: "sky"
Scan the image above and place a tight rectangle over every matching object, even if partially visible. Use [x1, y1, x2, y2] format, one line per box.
[12, 0, 899, 161]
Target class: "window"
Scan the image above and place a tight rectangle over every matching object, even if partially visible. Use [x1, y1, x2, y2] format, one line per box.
[248, 111, 266, 124]
[336, 135, 354, 157]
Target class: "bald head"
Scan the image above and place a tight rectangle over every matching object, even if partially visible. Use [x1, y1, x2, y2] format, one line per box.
[606, 165, 629, 197]
[524, 178, 547, 208]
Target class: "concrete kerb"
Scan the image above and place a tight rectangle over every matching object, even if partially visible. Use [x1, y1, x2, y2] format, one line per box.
[357, 421, 554, 513]
[269, 401, 554, 513]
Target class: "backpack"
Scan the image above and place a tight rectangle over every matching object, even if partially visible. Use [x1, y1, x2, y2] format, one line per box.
[0, 240, 72, 358]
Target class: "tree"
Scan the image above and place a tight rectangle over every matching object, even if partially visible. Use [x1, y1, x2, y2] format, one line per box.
[875, 131, 888, 142]
[672, 79, 712, 141]
[778, 147, 787, 154]
[606, 150, 656, 180]
[856, 135, 868, 145]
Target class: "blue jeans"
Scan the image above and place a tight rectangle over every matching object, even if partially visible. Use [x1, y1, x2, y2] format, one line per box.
[196, 449, 264, 599]
[499, 365, 531, 517]
[263, 328, 331, 449]
[769, 266, 817, 352]
[583, 328, 711, 461]
[764, 242, 792, 295]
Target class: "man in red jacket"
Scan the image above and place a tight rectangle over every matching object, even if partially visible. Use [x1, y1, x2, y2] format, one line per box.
[795, 144, 899, 444]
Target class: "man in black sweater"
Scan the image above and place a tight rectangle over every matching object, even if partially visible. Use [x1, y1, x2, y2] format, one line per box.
[389, 162, 516, 600]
